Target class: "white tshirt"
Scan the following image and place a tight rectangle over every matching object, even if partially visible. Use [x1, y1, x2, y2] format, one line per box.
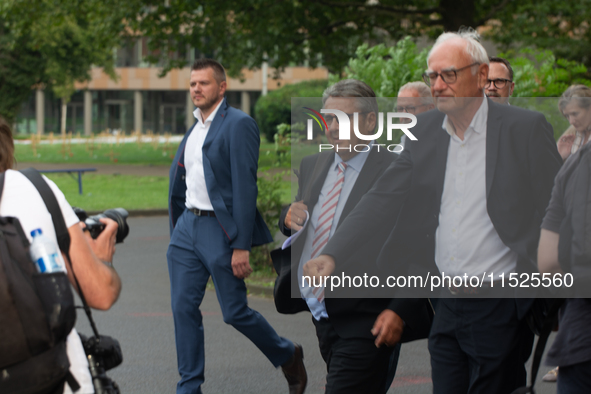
[0, 170, 94, 394]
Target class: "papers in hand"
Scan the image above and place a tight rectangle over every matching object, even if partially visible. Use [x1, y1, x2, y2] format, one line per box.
[281, 211, 309, 250]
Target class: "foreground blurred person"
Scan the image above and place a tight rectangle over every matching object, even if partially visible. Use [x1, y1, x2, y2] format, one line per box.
[303, 29, 562, 394]
[0, 117, 121, 394]
[167, 59, 306, 394]
[539, 142, 591, 393]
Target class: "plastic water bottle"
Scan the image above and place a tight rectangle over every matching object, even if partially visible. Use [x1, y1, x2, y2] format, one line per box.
[29, 228, 66, 273]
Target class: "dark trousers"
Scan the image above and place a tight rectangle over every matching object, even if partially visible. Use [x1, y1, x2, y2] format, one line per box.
[428, 298, 534, 394]
[167, 210, 294, 394]
[558, 359, 591, 394]
[313, 317, 395, 394]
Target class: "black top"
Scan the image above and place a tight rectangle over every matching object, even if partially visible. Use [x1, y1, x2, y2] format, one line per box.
[542, 149, 591, 367]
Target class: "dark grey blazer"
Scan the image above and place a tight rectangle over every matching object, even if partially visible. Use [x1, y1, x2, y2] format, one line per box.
[322, 99, 563, 318]
[273, 147, 433, 341]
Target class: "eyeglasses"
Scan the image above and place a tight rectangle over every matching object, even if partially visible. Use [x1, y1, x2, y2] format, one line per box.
[422, 63, 480, 87]
[395, 104, 430, 114]
[323, 112, 370, 124]
[485, 78, 512, 89]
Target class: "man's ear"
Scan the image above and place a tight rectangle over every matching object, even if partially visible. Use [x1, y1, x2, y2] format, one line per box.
[219, 80, 227, 96]
[364, 111, 377, 134]
[478, 63, 489, 90]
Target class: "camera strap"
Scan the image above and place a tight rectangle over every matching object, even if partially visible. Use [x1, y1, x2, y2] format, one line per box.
[20, 168, 101, 339]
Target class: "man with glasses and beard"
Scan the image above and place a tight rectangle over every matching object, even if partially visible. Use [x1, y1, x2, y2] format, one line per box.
[485, 56, 514, 105]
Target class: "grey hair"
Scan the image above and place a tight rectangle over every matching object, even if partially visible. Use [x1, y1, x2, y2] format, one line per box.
[322, 79, 378, 118]
[428, 27, 489, 74]
[398, 81, 434, 106]
[559, 84, 591, 112]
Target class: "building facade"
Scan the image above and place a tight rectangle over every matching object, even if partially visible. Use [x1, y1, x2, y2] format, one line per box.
[15, 44, 328, 135]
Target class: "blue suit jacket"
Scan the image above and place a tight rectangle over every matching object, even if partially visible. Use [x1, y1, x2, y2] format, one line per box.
[168, 98, 273, 250]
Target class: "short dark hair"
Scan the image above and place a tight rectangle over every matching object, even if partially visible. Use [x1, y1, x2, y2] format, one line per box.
[489, 56, 513, 81]
[322, 79, 378, 120]
[191, 59, 226, 84]
[0, 117, 14, 172]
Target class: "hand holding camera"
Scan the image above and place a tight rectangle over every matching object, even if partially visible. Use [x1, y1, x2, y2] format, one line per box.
[74, 208, 130, 265]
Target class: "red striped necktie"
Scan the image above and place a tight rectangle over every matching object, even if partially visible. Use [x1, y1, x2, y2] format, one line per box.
[310, 161, 347, 302]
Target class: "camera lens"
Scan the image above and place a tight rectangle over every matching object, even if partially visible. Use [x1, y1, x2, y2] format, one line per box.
[101, 208, 130, 244]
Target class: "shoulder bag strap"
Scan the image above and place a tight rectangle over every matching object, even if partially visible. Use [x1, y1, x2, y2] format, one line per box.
[19, 168, 101, 338]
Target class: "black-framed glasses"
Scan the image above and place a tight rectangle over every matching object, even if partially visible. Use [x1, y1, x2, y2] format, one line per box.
[395, 104, 430, 114]
[323, 112, 370, 124]
[485, 78, 512, 89]
[422, 63, 480, 87]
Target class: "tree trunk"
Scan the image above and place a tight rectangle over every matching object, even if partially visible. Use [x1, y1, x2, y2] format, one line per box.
[439, 0, 476, 31]
[60, 98, 67, 137]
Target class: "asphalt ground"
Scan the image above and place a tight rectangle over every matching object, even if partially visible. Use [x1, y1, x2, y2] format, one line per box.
[71, 216, 560, 394]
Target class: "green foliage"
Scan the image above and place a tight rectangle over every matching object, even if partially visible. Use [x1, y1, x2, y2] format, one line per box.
[135, 0, 591, 77]
[487, 0, 591, 70]
[330, 37, 429, 97]
[0, 0, 127, 121]
[251, 171, 287, 271]
[502, 49, 591, 98]
[273, 123, 291, 166]
[254, 80, 327, 143]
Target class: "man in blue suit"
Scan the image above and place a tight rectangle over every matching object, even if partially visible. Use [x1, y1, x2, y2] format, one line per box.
[167, 59, 307, 394]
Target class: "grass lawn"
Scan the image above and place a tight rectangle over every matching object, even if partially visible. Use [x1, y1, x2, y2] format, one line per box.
[16, 139, 296, 210]
[45, 173, 169, 211]
[44, 172, 291, 211]
[15, 140, 284, 167]
[15, 140, 181, 166]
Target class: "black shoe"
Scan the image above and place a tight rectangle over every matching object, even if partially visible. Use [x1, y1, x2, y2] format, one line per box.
[281, 343, 307, 394]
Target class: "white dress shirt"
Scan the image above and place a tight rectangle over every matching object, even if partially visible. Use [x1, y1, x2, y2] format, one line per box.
[298, 147, 372, 320]
[184, 100, 224, 210]
[435, 98, 517, 281]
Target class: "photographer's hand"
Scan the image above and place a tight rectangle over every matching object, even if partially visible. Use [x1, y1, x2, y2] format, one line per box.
[66, 218, 122, 310]
[84, 218, 118, 264]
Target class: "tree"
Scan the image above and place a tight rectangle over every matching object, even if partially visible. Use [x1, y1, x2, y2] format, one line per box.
[0, 0, 127, 129]
[254, 79, 327, 142]
[133, 0, 591, 77]
[329, 37, 428, 97]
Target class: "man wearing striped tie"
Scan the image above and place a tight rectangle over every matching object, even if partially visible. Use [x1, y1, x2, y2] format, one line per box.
[274, 79, 433, 394]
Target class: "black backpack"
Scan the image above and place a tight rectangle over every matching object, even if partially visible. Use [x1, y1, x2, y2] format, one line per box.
[0, 170, 79, 394]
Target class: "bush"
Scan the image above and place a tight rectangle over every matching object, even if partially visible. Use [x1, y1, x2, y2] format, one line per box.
[502, 48, 591, 97]
[251, 171, 287, 271]
[330, 37, 429, 97]
[254, 80, 328, 143]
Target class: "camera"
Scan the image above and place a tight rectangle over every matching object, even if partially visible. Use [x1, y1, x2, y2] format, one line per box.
[79, 334, 122, 394]
[74, 208, 130, 244]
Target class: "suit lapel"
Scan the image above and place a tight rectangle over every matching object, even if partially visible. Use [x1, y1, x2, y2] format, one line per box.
[202, 98, 228, 151]
[434, 124, 450, 203]
[303, 152, 333, 210]
[338, 149, 384, 226]
[485, 99, 502, 198]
